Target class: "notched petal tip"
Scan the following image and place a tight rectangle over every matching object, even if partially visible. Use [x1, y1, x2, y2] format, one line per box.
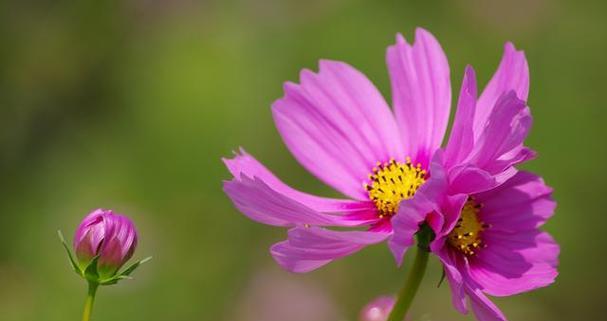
[318, 58, 346, 71]
[394, 32, 407, 44]
[504, 41, 526, 57]
[464, 64, 476, 75]
[222, 147, 253, 179]
[463, 65, 478, 92]
[504, 41, 516, 52]
[298, 68, 318, 83]
[280, 81, 299, 95]
[414, 27, 434, 40]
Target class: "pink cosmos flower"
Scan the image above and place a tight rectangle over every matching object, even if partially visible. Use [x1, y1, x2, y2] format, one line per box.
[223, 28, 533, 273]
[389, 67, 558, 319]
[394, 161, 558, 321]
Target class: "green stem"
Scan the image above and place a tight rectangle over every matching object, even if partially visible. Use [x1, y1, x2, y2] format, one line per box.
[386, 225, 432, 321]
[81, 282, 98, 321]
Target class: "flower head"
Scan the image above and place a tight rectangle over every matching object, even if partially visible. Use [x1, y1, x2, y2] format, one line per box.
[59, 209, 150, 320]
[223, 28, 537, 273]
[383, 36, 560, 319]
[390, 42, 536, 263]
[59, 208, 149, 285]
[426, 169, 558, 321]
[74, 209, 138, 279]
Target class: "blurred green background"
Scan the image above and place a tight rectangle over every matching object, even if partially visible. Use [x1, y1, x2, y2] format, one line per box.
[1, 1, 605, 320]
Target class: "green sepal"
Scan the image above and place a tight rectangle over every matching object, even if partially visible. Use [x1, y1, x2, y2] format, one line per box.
[99, 275, 128, 285]
[415, 224, 435, 252]
[98, 256, 152, 286]
[84, 255, 101, 282]
[57, 230, 82, 276]
[437, 268, 446, 288]
[121, 256, 152, 277]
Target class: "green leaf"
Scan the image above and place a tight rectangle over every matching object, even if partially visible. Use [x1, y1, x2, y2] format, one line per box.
[120, 256, 152, 277]
[57, 230, 81, 275]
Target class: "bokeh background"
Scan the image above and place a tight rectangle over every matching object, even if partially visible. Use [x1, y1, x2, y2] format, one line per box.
[1, 1, 605, 320]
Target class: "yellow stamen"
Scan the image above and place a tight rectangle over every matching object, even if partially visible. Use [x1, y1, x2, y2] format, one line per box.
[447, 198, 490, 256]
[364, 158, 427, 218]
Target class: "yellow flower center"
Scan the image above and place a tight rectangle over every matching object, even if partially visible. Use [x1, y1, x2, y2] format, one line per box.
[364, 158, 427, 218]
[447, 198, 489, 256]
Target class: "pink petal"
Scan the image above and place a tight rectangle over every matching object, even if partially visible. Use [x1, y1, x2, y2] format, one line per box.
[469, 230, 559, 297]
[444, 65, 477, 169]
[271, 227, 389, 273]
[272, 60, 403, 200]
[467, 91, 534, 174]
[224, 175, 376, 228]
[475, 42, 529, 139]
[475, 171, 555, 232]
[389, 199, 428, 265]
[97, 237, 124, 276]
[386, 28, 451, 167]
[223, 149, 375, 214]
[389, 153, 450, 265]
[448, 164, 523, 197]
[436, 248, 468, 314]
[466, 285, 507, 321]
[434, 193, 469, 240]
[448, 165, 498, 195]
[74, 209, 106, 252]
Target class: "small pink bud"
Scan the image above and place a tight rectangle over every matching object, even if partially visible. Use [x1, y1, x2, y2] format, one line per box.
[73, 209, 138, 279]
[360, 296, 396, 321]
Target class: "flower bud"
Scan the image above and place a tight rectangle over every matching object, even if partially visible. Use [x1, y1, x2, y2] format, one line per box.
[73, 209, 138, 279]
[359, 296, 395, 321]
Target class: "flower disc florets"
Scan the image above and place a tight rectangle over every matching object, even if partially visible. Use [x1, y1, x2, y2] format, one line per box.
[447, 198, 490, 256]
[365, 158, 427, 218]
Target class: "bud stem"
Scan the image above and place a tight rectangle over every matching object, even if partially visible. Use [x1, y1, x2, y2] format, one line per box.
[82, 282, 99, 321]
[386, 224, 433, 321]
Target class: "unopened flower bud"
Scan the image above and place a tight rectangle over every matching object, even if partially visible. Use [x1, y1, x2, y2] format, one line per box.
[360, 296, 396, 321]
[60, 209, 149, 320]
[73, 209, 138, 279]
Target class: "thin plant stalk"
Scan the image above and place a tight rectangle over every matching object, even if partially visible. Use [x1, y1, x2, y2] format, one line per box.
[386, 225, 433, 321]
[81, 282, 98, 321]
